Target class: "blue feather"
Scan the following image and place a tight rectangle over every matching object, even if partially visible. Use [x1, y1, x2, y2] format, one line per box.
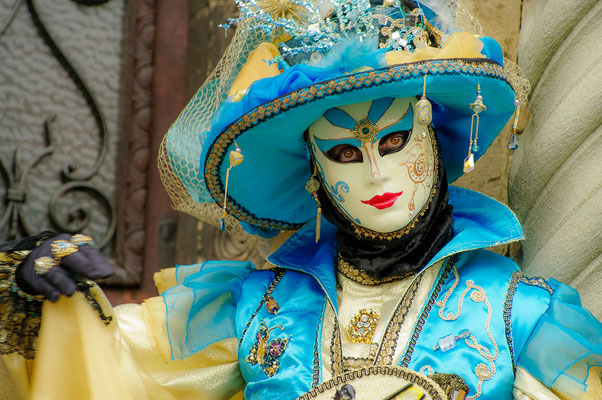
[312, 35, 387, 72]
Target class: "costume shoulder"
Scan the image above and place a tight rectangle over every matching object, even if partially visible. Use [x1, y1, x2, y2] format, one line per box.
[513, 276, 602, 397]
[160, 260, 260, 360]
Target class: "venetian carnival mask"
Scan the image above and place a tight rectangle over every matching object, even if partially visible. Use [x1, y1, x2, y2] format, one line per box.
[308, 97, 436, 233]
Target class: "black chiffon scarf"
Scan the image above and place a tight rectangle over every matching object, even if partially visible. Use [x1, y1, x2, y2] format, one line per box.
[315, 145, 454, 281]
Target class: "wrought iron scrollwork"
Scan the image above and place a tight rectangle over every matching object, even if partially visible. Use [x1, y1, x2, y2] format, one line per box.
[26, 0, 109, 181]
[0, 0, 116, 251]
[0, 118, 54, 239]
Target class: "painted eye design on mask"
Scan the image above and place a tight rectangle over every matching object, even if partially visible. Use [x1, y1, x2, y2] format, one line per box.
[378, 130, 410, 156]
[326, 144, 363, 163]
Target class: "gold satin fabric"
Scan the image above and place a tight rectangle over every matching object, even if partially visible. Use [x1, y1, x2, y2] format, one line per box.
[513, 366, 602, 400]
[384, 32, 485, 66]
[2, 285, 244, 400]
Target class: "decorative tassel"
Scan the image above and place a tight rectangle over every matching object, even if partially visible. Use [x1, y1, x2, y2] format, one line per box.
[305, 167, 322, 243]
[464, 84, 486, 173]
[220, 141, 244, 230]
[415, 74, 432, 126]
[508, 99, 520, 150]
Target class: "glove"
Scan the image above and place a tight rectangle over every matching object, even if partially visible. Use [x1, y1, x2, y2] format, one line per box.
[15, 233, 113, 302]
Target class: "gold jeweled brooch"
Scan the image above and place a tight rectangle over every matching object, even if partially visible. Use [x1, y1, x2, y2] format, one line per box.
[265, 296, 280, 314]
[347, 309, 379, 343]
[246, 320, 290, 377]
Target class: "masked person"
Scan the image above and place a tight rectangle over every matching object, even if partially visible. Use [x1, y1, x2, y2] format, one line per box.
[1, 1, 601, 399]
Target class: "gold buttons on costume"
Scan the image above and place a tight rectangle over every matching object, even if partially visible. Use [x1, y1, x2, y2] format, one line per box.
[347, 309, 379, 343]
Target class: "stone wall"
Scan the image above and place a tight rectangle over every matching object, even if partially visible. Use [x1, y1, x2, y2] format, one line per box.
[508, 0, 601, 318]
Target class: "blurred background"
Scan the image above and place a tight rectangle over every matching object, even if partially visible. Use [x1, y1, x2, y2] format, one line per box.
[0, 0, 599, 317]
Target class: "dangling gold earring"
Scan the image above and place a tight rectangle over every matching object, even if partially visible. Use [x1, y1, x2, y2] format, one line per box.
[415, 74, 432, 127]
[464, 84, 486, 173]
[220, 141, 244, 230]
[305, 165, 322, 243]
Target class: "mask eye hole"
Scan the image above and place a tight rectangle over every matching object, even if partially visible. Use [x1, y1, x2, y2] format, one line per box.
[379, 131, 410, 156]
[325, 144, 363, 163]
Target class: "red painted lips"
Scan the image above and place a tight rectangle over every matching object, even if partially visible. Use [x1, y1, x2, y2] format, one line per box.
[361, 191, 403, 210]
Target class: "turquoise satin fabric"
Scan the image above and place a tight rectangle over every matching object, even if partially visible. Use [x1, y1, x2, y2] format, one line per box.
[161, 260, 254, 359]
[161, 188, 602, 398]
[517, 279, 602, 397]
[405, 250, 523, 399]
[237, 270, 326, 399]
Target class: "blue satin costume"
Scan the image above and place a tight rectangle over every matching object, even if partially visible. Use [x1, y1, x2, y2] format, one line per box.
[161, 187, 602, 399]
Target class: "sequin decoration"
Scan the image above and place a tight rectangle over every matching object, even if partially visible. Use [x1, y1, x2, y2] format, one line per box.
[265, 296, 280, 314]
[347, 309, 379, 343]
[246, 320, 290, 377]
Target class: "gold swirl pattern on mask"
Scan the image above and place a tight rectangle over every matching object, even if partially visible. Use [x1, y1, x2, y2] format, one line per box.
[410, 153, 429, 183]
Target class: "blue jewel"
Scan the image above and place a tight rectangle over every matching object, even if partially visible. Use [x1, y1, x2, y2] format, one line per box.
[508, 133, 519, 150]
[433, 329, 471, 352]
[472, 144, 480, 153]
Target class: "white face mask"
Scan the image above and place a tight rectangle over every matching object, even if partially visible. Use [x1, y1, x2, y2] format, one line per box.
[308, 97, 436, 233]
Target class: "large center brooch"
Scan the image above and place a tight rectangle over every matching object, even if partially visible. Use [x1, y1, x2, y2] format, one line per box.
[347, 309, 380, 343]
[246, 320, 290, 377]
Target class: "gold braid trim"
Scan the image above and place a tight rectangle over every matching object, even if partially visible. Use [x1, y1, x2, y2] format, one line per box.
[337, 257, 415, 286]
[430, 372, 471, 399]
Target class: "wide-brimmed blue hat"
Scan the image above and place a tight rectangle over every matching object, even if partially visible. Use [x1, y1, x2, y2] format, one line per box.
[159, 0, 528, 237]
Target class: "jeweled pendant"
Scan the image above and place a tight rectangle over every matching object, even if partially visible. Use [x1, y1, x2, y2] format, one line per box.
[433, 329, 471, 352]
[347, 309, 379, 343]
[415, 96, 432, 125]
[472, 144, 479, 153]
[228, 147, 244, 167]
[508, 133, 519, 150]
[470, 94, 487, 114]
[463, 153, 475, 173]
[265, 296, 280, 315]
[246, 321, 289, 377]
